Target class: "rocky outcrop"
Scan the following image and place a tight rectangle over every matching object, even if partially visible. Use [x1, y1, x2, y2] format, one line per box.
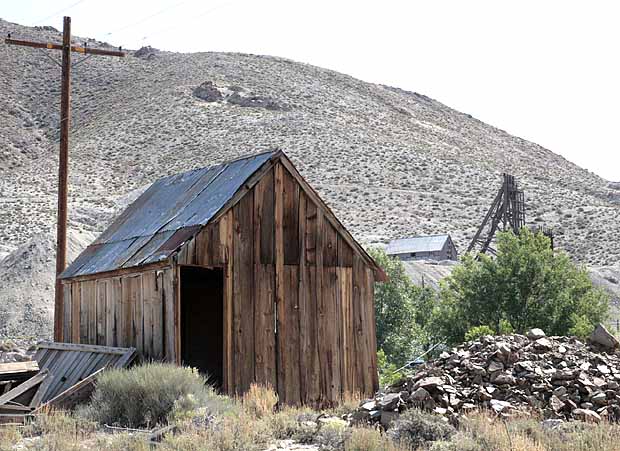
[357, 329, 620, 425]
[193, 81, 289, 111]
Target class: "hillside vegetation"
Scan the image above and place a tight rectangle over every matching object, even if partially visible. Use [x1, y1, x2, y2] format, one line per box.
[0, 19, 619, 336]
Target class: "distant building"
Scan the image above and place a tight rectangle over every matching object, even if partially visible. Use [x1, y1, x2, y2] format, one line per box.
[386, 234, 458, 261]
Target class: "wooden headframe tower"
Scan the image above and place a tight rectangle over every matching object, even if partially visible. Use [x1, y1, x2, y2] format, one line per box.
[467, 173, 526, 255]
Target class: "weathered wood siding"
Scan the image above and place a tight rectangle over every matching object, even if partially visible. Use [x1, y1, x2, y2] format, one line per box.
[61, 267, 175, 362]
[175, 162, 378, 404]
[62, 161, 379, 405]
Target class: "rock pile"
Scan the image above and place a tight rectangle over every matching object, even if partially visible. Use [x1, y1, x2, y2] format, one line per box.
[358, 326, 620, 426]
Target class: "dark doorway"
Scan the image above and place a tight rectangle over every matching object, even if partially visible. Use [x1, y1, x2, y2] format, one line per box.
[180, 266, 224, 388]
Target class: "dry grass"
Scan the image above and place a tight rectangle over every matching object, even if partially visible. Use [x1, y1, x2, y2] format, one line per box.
[3, 387, 620, 451]
[242, 383, 278, 418]
[427, 412, 620, 451]
[346, 427, 411, 451]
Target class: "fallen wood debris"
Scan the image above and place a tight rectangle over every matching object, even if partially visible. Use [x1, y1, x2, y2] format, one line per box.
[0, 341, 137, 424]
[37, 367, 104, 411]
[0, 369, 49, 414]
[0, 361, 39, 383]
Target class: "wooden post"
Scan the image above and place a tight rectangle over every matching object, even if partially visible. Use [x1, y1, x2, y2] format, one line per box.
[54, 16, 72, 342]
[5, 18, 125, 341]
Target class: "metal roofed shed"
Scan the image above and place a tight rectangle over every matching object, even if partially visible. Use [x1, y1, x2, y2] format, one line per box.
[386, 234, 458, 261]
[59, 150, 384, 406]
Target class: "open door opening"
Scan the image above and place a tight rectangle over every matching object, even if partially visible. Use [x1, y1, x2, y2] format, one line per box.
[180, 266, 224, 388]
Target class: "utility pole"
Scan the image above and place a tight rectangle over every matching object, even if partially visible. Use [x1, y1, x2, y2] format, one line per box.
[5, 17, 125, 341]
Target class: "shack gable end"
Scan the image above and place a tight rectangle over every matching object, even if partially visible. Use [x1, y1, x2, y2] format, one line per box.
[174, 162, 379, 403]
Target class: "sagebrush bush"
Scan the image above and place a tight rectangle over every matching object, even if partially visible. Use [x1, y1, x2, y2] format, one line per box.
[388, 409, 455, 449]
[85, 363, 213, 428]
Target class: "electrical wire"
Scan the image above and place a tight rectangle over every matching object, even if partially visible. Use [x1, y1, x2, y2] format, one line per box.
[138, 0, 238, 42]
[105, 0, 193, 37]
[31, 0, 89, 26]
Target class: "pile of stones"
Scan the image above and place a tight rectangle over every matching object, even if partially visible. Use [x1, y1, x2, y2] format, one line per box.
[357, 325, 620, 426]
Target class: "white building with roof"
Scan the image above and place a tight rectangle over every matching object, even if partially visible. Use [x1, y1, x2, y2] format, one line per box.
[386, 234, 458, 261]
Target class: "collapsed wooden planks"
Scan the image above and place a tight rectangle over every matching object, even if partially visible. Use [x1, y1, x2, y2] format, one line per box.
[0, 361, 39, 383]
[34, 341, 137, 404]
[0, 369, 49, 414]
[0, 342, 137, 423]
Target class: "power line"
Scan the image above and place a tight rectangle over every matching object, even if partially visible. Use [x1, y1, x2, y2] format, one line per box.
[31, 0, 89, 26]
[105, 0, 192, 37]
[139, 0, 238, 42]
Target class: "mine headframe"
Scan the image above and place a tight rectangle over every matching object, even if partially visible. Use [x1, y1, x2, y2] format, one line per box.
[467, 173, 526, 255]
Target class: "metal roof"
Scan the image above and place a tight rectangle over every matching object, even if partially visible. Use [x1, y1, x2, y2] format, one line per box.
[61, 151, 276, 279]
[386, 235, 452, 255]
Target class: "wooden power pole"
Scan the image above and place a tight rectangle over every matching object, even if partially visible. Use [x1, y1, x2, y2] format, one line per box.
[5, 17, 125, 341]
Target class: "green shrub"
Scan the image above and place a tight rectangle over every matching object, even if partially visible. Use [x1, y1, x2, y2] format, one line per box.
[464, 325, 495, 342]
[431, 229, 610, 345]
[387, 409, 455, 449]
[377, 349, 407, 387]
[86, 363, 214, 428]
[368, 247, 434, 365]
[568, 313, 596, 339]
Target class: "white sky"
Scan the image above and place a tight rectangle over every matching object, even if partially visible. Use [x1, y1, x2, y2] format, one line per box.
[3, 0, 619, 181]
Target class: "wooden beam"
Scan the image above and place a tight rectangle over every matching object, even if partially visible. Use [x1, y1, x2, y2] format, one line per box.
[0, 362, 39, 383]
[61, 261, 171, 283]
[36, 341, 135, 356]
[4, 38, 125, 57]
[274, 163, 285, 401]
[0, 370, 48, 407]
[38, 368, 104, 411]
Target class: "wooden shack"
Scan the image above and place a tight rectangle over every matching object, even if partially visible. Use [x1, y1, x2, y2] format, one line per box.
[59, 150, 384, 405]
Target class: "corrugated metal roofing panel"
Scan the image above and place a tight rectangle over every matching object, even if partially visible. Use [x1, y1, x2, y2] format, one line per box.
[71, 239, 138, 278]
[386, 235, 450, 255]
[61, 151, 276, 279]
[120, 230, 176, 268]
[34, 341, 137, 403]
[160, 154, 269, 232]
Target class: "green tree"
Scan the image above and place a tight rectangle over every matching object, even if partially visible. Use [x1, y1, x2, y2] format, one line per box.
[368, 247, 433, 365]
[430, 229, 609, 345]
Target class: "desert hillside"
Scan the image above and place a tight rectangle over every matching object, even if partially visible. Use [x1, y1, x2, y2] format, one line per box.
[1, 19, 619, 336]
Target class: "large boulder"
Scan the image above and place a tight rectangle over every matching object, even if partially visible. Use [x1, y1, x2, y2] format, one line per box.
[590, 324, 619, 349]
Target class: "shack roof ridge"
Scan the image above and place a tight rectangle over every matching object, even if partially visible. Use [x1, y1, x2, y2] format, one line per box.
[391, 233, 451, 240]
[157, 149, 281, 183]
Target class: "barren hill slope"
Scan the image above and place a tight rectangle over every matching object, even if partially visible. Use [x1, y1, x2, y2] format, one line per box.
[1, 19, 619, 335]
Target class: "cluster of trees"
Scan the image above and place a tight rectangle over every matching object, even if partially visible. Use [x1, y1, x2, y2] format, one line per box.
[370, 228, 610, 374]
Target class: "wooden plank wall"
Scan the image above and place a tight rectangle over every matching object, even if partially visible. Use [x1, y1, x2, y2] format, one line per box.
[62, 160, 379, 405]
[61, 267, 174, 362]
[177, 162, 378, 404]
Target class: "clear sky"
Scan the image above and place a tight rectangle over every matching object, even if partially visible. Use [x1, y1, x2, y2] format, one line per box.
[3, 1, 619, 181]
